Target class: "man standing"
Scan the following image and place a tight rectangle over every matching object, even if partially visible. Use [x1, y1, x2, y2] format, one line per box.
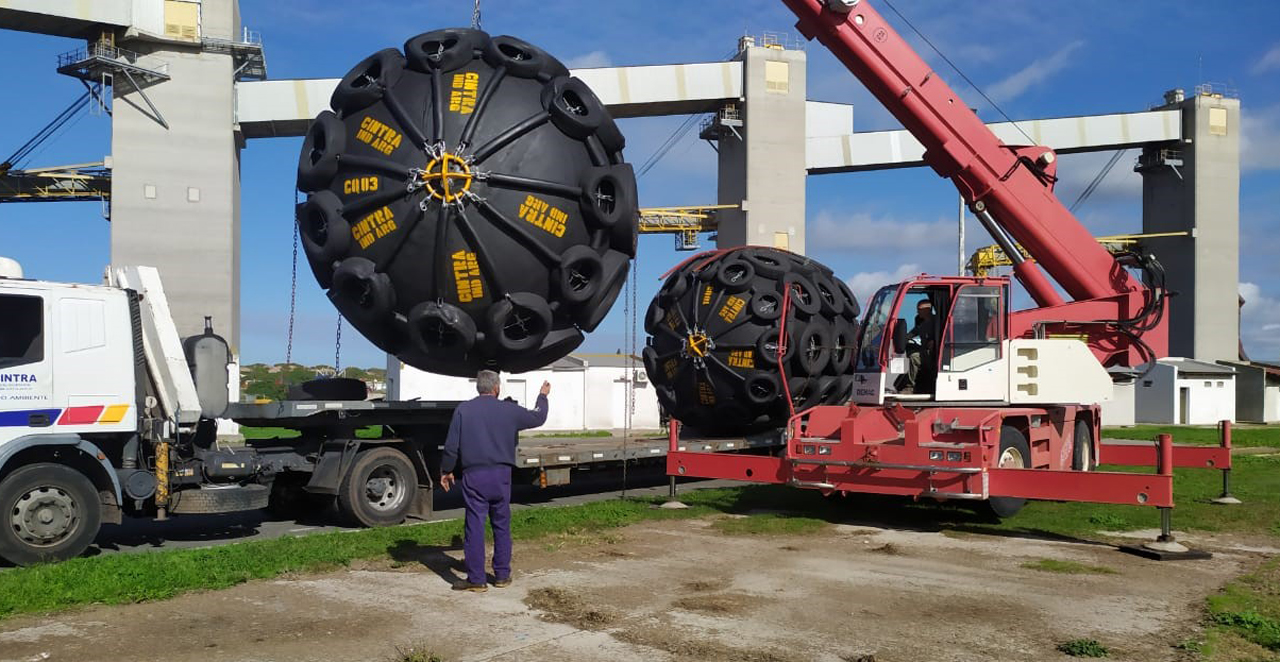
[440, 371, 549, 592]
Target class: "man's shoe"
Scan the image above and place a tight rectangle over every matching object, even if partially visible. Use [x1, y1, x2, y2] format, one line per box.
[452, 581, 488, 592]
[492, 577, 512, 588]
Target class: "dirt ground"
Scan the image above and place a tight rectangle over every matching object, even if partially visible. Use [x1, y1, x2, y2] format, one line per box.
[0, 514, 1272, 662]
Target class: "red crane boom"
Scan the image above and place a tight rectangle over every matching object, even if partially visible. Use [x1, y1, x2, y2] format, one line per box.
[783, 0, 1167, 365]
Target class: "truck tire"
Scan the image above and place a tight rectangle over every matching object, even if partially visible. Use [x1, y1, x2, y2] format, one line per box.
[0, 463, 102, 566]
[337, 446, 417, 527]
[988, 426, 1030, 519]
[1072, 417, 1094, 472]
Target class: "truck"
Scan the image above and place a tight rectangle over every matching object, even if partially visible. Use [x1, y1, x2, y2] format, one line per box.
[0, 261, 468, 565]
[667, 0, 1230, 536]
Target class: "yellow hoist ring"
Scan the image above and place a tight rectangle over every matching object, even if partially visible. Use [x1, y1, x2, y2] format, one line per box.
[422, 152, 473, 203]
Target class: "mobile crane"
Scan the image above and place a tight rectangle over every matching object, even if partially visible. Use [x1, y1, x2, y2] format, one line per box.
[667, 0, 1230, 524]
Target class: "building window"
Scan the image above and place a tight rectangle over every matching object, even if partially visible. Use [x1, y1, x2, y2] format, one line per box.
[0, 294, 43, 369]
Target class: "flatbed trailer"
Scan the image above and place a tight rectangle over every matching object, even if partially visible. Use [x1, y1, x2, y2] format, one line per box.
[231, 399, 787, 524]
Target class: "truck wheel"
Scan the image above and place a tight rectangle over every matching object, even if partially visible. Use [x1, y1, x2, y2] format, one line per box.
[0, 463, 102, 566]
[988, 426, 1030, 519]
[1072, 418, 1094, 472]
[337, 447, 416, 527]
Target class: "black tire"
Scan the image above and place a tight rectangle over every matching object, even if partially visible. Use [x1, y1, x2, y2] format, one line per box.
[337, 447, 418, 527]
[170, 484, 270, 515]
[288, 377, 368, 401]
[0, 463, 102, 566]
[792, 320, 833, 377]
[1072, 417, 1094, 472]
[988, 426, 1031, 518]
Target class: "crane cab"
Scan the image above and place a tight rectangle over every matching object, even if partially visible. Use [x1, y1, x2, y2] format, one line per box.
[852, 276, 1010, 406]
[851, 275, 1113, 407]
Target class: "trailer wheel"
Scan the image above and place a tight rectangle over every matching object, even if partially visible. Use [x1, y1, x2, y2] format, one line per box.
[337, 447, 417, 527]
[1072, 419, 1094, 472]
[988, 426, 1030, 519]
[0, 463, 101, 566]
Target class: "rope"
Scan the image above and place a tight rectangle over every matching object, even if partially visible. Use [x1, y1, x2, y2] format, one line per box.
[471, 0, 482, 29]
[1069, 149, 1126, 213]
[881, 0, 1037, 146]
[776, 284, 799, 419]
[286, 190, 300, 365]
[621, 257, 637, 498]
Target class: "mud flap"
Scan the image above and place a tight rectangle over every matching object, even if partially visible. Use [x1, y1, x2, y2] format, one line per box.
[407, 485, 433, 521]
[305, 439, 361, 495]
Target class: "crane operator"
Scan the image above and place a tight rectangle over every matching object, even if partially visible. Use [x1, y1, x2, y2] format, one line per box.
[899, 299, 936, 395]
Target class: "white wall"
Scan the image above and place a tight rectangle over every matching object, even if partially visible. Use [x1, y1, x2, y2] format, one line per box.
[1265, 386, 1280, 424]
[1101, 380, 1135, 427]
[388, 359, 659, 432]
[1177, 376, 1236, 425]
[1136, 363, 1177, 423]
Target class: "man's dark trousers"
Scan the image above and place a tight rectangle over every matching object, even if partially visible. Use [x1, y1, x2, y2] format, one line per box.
[461, 465, 512, 585]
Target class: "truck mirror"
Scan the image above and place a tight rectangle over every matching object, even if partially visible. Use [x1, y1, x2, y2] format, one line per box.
[891, 318, 908, 354]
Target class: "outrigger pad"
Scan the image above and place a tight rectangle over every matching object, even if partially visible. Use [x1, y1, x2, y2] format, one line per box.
[1118, 543, 1213, 561]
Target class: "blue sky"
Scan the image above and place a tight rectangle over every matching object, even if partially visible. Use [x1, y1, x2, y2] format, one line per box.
[2, 0, 1278, 368]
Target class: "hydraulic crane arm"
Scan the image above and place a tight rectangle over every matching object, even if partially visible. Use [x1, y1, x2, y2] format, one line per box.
[782, 0, 1167, 365]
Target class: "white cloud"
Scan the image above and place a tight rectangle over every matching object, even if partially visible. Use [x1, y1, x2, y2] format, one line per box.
[809, 211, 955, 251]
[1241, 104, 1280, 173]
[1240, 282, 1280, 361]
[1252, 44, 1280, 75]
[987, 40, 1084, 104]
[845, 263, 923, 308]
[565, 50, 612, 69]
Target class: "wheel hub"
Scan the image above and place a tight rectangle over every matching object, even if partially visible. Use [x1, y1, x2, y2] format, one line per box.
[10, 486, 80, 546]
[998, 447, 1025, 469]
[364, 468, 405, 512]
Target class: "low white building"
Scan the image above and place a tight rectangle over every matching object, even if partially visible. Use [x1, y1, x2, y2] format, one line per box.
[1218, 360, 1280, 423]
[1135, 358, 1236, 425]
[388, 353, 661, 433]
[1101, 367, 1137, 427]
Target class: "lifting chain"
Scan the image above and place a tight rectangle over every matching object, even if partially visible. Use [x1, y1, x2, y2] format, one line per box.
[286, 189, 300, 365]
[471, 0, 482, 30]
[334, 316, 343, 375]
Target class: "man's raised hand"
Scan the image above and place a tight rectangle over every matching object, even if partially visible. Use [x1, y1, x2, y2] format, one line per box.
[540, 381, 551, 396]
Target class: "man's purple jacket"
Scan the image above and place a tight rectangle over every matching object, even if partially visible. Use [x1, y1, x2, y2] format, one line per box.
[440, 393, 549, 473]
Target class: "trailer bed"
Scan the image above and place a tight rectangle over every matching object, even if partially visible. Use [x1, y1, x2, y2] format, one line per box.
[513, 429, 785, 470]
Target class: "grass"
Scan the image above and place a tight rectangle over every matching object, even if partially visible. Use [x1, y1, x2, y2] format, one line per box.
[240, 426, 385, 440]
[1057, 639, 1109, 657]
[526, 429, 614, 438]
[390, 646, 443, 662]
[1021, 558, 1118, 575]
[1201, 556, 1280, 658]
[711, 512, 828, 536]
[0, 496, 715, 621]
[1104, 424, 1280, 448]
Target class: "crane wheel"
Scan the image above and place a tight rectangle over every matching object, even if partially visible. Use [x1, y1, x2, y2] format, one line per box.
[988, 426, 1031, 519]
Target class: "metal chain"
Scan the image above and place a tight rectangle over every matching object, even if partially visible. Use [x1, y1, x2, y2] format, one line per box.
[334, 316, 343, 375]
[471, 0, 482, 29]
[286, 190, 300, 365]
